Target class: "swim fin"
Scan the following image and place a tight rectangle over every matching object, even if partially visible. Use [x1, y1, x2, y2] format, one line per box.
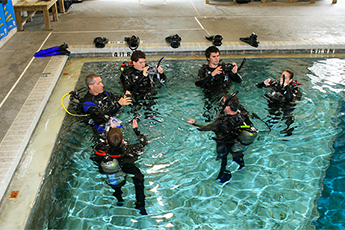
[34, 43, 69, 57]
[206, 34, 223, 46]
[240, 32, 259, 47]
[34, 50, 70, 57]
[124, 35, 140, 51]
[165, 34, 181, 48]
[94, 37, 108, 48]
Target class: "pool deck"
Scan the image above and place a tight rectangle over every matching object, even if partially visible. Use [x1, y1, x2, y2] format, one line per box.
[0, 0, 344, 229]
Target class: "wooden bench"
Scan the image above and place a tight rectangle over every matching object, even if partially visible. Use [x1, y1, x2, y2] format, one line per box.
[14, 0, 64, 31]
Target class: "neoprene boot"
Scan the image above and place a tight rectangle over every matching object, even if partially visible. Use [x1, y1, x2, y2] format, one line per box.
[112, 188, 124, 206]
[216, 170, 232, 183]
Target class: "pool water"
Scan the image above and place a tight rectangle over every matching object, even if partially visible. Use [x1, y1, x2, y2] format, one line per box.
[26, 58, 345, 229]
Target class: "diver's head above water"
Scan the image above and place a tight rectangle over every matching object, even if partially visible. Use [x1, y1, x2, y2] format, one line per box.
[107, 127, 123, 149]
[280, 69, 294, 87]
[205, 46, 220, 68]
[86, 74, 104, 96]
[220, 91, 239, 114]
[131, 50, 146, 71]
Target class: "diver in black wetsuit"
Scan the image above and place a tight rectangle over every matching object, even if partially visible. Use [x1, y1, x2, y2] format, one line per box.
[256, 69, 302, 136]
[120, 50, 166, 118]
[80, 74, 132, 139]
[91, 119, 148, 215]
[196, 46, 243, 122]
[187, 92, 257, 183]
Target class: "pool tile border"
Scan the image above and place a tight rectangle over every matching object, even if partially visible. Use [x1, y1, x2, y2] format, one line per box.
[0, 55, 68, 202]
[70, 40, 345, 58]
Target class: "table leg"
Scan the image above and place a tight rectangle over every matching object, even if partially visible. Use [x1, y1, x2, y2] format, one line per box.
[58, 0, 65, 13]
[14, 10, 23, 31]
[332, 0, 337, 3]
[42, 9, 51, 30]
[205, 0, 209, 4]
[51, 3, 58, 21]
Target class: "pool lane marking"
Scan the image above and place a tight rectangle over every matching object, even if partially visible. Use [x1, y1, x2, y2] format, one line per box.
[194, 17, 210, 36]
[0, 32, 52, 109]
[190, 0, 200, 17]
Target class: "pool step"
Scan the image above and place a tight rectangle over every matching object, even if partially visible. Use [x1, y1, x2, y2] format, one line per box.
[0, 55, 68, 202]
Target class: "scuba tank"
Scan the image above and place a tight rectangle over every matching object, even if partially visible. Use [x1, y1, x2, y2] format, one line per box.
[101, 158, 127, 187]
[231, 125, 258, 153]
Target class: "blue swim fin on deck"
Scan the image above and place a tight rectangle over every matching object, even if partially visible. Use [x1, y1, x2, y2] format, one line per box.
[34, 43, 70, 57]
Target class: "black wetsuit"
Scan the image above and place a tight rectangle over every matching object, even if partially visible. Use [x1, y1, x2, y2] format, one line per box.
[120, 65, 166, 118]
[256, 79, 302, 136]
[193, 105, 254, 181]
[196, 64, 242, 94]
[196, 64, 242, 121]
[80, 91, 122, 131]
[120, 65, 166, 99]
[91, 127, 148, 214]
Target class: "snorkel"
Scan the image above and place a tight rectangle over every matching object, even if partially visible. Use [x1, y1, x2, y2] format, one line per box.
[220, 90, 239, 112]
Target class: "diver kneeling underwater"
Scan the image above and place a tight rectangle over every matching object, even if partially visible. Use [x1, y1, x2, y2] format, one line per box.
[186, 91, 258, 183]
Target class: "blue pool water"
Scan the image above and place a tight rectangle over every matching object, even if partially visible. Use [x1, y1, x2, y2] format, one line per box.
[26, 57, 345, 229]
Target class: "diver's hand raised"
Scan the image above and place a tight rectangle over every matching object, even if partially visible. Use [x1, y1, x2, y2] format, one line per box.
[186, 118, 196, 125]
[157, 66, 164, 74]
[118, 94, 132, 105]
[212, 66, 223, 76]
[231, 62, 238, 73]
[132, 119, 138, 129]
[143, 66, 150, 77]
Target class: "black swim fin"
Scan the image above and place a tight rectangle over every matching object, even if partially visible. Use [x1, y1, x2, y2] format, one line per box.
[240, 32, 259, 47]
[206, 34, 223, 46]
[165, 34, 181, 48]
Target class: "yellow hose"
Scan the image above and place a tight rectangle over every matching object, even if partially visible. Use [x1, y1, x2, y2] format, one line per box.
[61, 93, 89, 117]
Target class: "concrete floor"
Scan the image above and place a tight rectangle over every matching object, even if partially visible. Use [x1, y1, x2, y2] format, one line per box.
[0, 0, 344, 229]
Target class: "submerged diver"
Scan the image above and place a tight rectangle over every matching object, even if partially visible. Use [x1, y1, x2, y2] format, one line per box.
[80, 74, 132, 139]
[196, 46, 243, 122]
[187, 92, 257, 183]
[91, 119, 148, 215]
[256, 69, 302, 136]
[120, 50, 166, 118]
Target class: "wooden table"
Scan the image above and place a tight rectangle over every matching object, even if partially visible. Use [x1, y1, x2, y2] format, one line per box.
[14, 0, 63, 31]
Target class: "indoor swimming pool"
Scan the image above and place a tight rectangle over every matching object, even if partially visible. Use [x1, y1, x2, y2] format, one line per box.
[26, 57, 345, 229]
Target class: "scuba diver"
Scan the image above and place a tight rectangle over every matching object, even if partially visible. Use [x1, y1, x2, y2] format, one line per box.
[80, 74, 132, 140]
[196, 46, 244, 122]
[91, 119, 148, 215]
[120, 50, 166, 119]
[256, 69, 302, 136]
[186, 92, 258, 183]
